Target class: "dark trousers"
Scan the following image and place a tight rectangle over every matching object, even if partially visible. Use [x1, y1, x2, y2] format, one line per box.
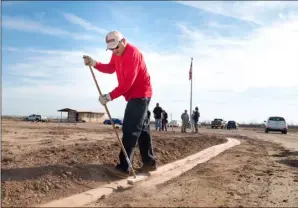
[194, 120, 198, 132]
[117, 98, 156, 171]
[162, 119, 167, 131]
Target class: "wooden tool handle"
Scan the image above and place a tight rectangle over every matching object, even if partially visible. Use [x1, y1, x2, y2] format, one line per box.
[88, 66, 136, 178]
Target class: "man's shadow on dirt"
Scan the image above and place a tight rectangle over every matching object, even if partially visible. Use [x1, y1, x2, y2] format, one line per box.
[1, 163, 125, 182]
[272, 150, 298, 168]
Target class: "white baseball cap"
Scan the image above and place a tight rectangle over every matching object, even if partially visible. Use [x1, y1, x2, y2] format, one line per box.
[105, 31, 124, 50]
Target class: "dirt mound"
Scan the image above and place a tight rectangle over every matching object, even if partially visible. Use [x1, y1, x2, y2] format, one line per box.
[2, 133, 226, 207]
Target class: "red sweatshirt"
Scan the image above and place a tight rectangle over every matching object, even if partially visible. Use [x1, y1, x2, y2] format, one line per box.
[94, 43, 152, 101]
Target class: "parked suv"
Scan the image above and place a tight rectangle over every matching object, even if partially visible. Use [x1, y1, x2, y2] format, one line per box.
[226, 120, 238, 130]
[264, 116, 288, 134]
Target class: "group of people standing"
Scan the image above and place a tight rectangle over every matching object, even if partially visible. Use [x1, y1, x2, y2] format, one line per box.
[181, 107, 200, 133]
[152, 103, 200, 133]
[152, 103, 168, 131]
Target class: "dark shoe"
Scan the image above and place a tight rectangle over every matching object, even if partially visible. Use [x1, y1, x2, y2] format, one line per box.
[136, 163, 157, 172]
[104, 166, 130, 179]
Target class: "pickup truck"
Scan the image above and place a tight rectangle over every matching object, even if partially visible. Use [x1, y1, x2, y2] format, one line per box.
[25, 114, 48, 122]
[211, 118, 224, 129]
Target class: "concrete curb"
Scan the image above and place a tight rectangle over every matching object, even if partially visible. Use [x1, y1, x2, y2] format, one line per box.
[38, 138, 240, 207]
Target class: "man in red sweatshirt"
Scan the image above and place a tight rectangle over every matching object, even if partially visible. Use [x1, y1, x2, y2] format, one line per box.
[83, 31, 157, 178]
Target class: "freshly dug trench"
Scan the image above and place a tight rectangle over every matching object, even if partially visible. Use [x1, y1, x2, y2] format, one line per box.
[2, 134, 226, 207]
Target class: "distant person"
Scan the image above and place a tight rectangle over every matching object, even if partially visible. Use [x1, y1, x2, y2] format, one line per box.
[181, 110, 189, 133]
[153, 103, 163, 131]
[193, 107, 200, 133]
[191, 110, 195, 132]
[161, 110, 168, 131]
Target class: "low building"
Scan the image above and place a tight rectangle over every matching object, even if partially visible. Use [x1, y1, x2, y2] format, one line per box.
[57, 108, 106, 123]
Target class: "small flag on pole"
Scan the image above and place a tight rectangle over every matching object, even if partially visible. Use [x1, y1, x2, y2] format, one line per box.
[189, 58, 193, 80]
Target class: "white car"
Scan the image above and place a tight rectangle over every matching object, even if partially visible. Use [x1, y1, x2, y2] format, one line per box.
[168, 120, 182, 128]
[264, 116, 288, 134]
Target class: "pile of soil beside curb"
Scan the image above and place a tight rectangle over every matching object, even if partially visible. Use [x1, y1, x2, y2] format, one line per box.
[2, 131, 226, 207]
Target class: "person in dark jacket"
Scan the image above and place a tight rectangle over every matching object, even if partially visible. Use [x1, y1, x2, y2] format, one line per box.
[193, 107, 200, 133]
[83, 31, 156, 178]
[161, 110, 168, 131]
[191, 110, 195, 132]
[153, 103, 163, 131]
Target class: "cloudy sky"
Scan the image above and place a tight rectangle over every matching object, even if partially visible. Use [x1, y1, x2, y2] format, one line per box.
[2, 1, 298, 124]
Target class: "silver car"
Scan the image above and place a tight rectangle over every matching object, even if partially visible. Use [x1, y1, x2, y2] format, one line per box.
[264, 116, 288, 134]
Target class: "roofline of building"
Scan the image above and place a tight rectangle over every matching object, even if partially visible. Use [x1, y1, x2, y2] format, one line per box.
[57, 108, 76, 112]
[57, 108, 105, 114]
[77, 111, 105, 114]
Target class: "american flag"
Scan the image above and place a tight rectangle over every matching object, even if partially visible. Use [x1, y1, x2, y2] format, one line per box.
[189, 58, 193, 80]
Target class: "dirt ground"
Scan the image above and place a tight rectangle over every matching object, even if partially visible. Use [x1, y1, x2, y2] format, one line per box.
[90, 134, 298, 207]
[240, 126, 298, 133]
[1, 120, 226, 207]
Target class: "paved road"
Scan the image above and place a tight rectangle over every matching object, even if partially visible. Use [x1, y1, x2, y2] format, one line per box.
[199, 127, 298, 151]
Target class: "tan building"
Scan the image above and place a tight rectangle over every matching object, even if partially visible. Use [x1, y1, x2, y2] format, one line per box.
[57, 108, 106, 123]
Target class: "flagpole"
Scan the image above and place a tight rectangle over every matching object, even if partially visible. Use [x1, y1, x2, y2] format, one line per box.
[190, 57, 193, 131]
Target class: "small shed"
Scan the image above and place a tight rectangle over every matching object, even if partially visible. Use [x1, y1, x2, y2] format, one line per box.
[57, 108, 106, 123]
[76, 111, 106, 123]
[57, 108, 77, 122]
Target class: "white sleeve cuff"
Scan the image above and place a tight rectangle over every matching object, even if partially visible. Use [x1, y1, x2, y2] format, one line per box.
[106, 93, 112, 101]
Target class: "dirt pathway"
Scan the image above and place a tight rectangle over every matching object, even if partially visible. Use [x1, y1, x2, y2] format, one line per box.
[90, 136, 298, 207]
[198, 127, 298, 151]
[1, 120, 226, 207]
[3, 120, 297, 207]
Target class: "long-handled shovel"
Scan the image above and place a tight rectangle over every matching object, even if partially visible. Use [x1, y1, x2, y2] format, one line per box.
[88, 65, 137, 179]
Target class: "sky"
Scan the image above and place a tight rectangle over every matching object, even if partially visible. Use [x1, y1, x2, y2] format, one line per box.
[2, 1, 298, 124]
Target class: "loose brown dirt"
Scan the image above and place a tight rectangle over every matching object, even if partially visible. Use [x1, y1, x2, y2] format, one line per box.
[1, 120, 226, 207]
[90, 135, 298, 207]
